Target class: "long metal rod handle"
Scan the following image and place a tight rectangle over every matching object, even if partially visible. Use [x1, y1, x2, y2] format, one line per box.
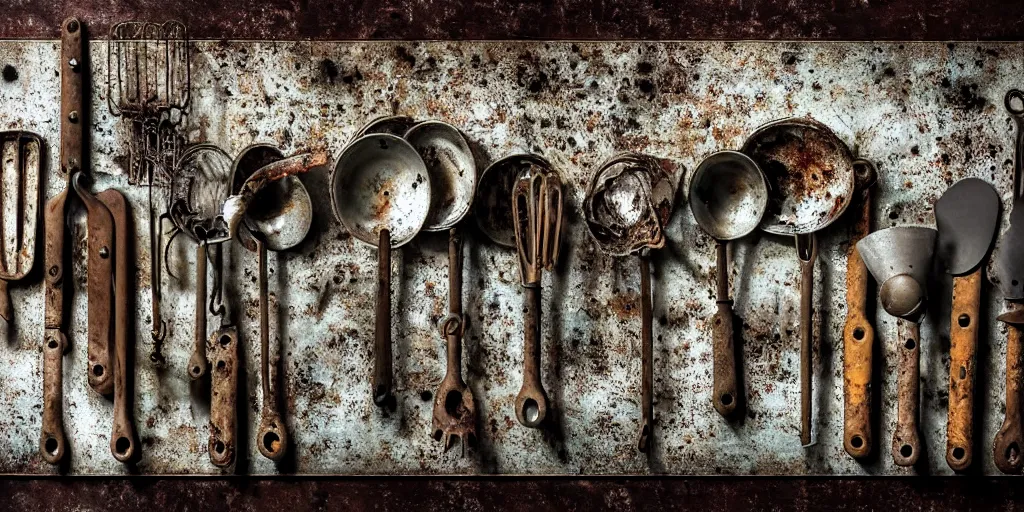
[372, 229, 393, 406]
[712, 241, 738, 418]
[188, 243, 208, 380]
[515, 285, 548, 428]
[445, 228, 463, 373]
[638, 252, 654, 452]
[797, 233, 817, 446]
[995, 305, 1024, 474]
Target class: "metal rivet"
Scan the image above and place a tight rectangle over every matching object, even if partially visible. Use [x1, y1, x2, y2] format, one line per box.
[68, 111, 79, 123]
[48, 265, 58, 277]
[68, 58, 79, 71]
[99, 247, 109, 258]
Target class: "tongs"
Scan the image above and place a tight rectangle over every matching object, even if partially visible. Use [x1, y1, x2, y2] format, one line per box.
[511, 163, 563, 428]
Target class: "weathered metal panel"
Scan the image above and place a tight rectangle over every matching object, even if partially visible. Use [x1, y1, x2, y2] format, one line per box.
[0, 40, 1022, 475]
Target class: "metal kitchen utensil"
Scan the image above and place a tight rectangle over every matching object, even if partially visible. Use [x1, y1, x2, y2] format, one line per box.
[935, 178, 999, 471]
[585, 152, 674, 451]
[170, 143, 233, 381]
[511, 156, 564, 428]
[41, 18, 84, 465]
[843, 160, 878, 459]
[689, 151, 768, 419]
[0, 131, 41, 323]
[356, 115, 417, 139]
[331, 133, 431, 405]
[108, 20, 191, 366]
[96, 188, 139, 463]
[404, 121, 479, 453]
[475, 154, 549, 248]
[992, 89, 1024, 474]
[742, 117, 860, 446]
[208, 326, 238, 469]
[857, 226, 937, 467]
[231, 144, 314, 462]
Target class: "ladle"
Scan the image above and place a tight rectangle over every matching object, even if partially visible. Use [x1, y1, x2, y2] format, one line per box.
[857, 226, 937, 467]
[231, 143, 314, 462]
[404, 121, 478, 453]
[689, 151, 768, 418]
[584, 152, 674, 451]
[331, 133, 431, 405]
[743, 118, 862, 446]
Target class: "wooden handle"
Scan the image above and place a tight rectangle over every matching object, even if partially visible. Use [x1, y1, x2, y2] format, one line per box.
[515, 285, 548, 428]
[843, 196, 874, 459]
[373, 229, 392, 406]
[208, 326, 238, 469]
[98, 190, 137, 463]
[40, 330, 67, 464]
[946, 269, 981, 471]
[994, 306, 1024, 474]
[892, 318, 921, 467]
[638, 253, 654, 452]
[711, 242, 738, 418]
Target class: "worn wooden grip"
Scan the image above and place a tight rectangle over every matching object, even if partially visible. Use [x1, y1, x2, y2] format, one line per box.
[994, 312, 1024, 474]
[946, 269, 981, 471]
[893, 319, 921, 467]
[373, 229, 393, 406]
[515, 285, 547, 428]
[843, 244, 874, 459]
[208, 326, 238, 469]
[712, 302, 738, 418]
[40, 330, 67, 465]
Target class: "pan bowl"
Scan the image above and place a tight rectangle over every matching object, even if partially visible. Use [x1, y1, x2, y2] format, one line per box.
[689, 151, 768, 241]
[230, 144, 314, 252]
[475, 153, 551, 248]
[741, 117, 857, 236]
[404, 121, 477, 231]
[331, 134, 431, 248]
[584, 152, 674, 256]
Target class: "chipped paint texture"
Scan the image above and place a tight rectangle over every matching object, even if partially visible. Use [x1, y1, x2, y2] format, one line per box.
[0, 40, 1022, 475]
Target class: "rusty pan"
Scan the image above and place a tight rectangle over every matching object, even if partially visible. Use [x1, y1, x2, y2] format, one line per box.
[331, 133, 431, 405]
[584, 152, 673, 452]
[742, 117, 860, 446]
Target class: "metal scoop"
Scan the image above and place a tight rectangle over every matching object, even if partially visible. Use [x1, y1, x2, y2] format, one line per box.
[743, 117, 860, 446]
[0, 131, 41, 323]
[857, 226, 937, 467]
[689, 151, 768, 419]
[935, 178, 999, 471]
[231, 144, 313, 462]
[332, 133, 431, 405]
[584, 152, 674, 452]
[511, 157, 564, 428]
[404, 121, 478, 454]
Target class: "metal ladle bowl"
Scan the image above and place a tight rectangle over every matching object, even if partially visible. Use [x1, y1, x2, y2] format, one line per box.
[331, 134, 431, 247]
[584, 152, 673, 257]
[689, 151, 768, 241]
[404, 121, 477, 232]
[475, 154, 551, 248]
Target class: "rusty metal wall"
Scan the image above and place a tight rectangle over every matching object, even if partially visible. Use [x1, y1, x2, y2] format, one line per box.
[0, 40, 1022, 475]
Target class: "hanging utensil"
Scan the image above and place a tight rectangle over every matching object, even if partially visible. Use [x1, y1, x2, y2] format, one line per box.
[208, 326, 238, 469]
[170, 143, 233, 381]
[842, 160, 878, 459]
[934, 178, 999, 471]
[0, 131, 41, 323]
[742, 117, 861, 446]
[475, 154, 546, 249]
[230, 143, 314, 462]
[689, 151, 767, 419]
[991, 89, 1024, 474]
[107, 20, 191, 366]
[404, 121, 479, 453]
[857, 226, 937, 467]
[585, 152, 674, 451]
[356, 115, 416, 139]
[511, 157, 564, 429]
[331, 134, 431, 405]
[41, 18, 84, 465]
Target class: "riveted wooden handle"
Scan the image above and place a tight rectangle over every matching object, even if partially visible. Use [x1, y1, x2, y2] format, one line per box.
[208, 326, 238, 469]
[712, 242, 738, 419]
[843, 191, 874, 459]
[946, 269, 981, 471]
[41, 330, 67, 465]
[994, 306, 1024, 474]
[893, 318, 921, 467]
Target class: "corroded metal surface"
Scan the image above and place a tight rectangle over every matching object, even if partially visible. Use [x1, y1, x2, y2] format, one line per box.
[0, 40, 1023, 475]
